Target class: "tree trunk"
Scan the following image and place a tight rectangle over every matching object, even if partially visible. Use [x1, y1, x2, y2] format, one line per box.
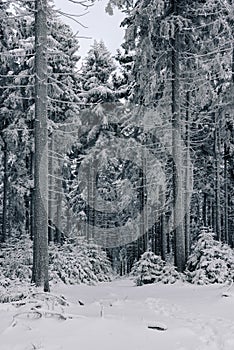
[202, 192, 207, 227]
[24, 149, 34, 240]
[224, 141, 229, 243]
[86, 165, 91, 242]
[30, 150, 35, 240]
[142, 149, 148, 251]
[160, 185, 167, 260]
[171, 0, 185, 272]
[214, 113, 221, 241]
[25, 155, 30, 236]
[48, 133, 54, 242]
[1, 140, 8, 242]
[66, 202, 71, 236]
[184, 91, 191, 258]
[55, 160, 62, 244]
[161, 214, 167, 261]
[32, 0, 49, 292]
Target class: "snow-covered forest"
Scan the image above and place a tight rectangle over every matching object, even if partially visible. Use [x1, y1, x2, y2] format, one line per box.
[0, 0, 233, 349]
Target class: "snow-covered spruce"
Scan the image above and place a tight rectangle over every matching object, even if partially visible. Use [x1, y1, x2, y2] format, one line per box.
[85, 243, 113, 282]
[49, 239, 112, 285]
[0, 238, 33, 284]
[130, 251, 181, 286]
[0, 238, 35, 302]
[185, 228, 234, 284]
[0, 237, 112, 299]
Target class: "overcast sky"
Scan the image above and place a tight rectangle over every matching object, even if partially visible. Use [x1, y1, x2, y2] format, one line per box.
[54, 0, 125, 58]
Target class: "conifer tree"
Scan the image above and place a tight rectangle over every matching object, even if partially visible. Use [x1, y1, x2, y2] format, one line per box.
[32, 0, 49, 292]
[68, 41, 118, 242]
[186, 227, 234, 284]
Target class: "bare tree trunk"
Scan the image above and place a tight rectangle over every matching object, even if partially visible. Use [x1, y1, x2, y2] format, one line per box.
[32, 0, 49, 292]
[160, 215, 167, 261]
[90, 160, 97, 242]
[214, 113, 222, 241]
[25, 150, 34, 240]
[86, 165, 91, 242]
[232, 46, 234, 84]
[208, 197, 212, 228]
[66, 202, 71, 236]
[55, 159, 62, 244]
[30, 150, 35, 240]
[25, 155, 30, 236]
[48, 133, 54, 242]
[212, 200, 216, 233]
[202, 192, 207, 227]
[171, 0, 185, 272]
[1, 140, 8, 242]
[142, 149, 148, 250]
[224, 141, 229, 243]
[184, 91, 191, 258]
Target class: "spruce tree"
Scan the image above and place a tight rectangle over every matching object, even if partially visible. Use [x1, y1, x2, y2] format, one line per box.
[186, 227, 234, 284]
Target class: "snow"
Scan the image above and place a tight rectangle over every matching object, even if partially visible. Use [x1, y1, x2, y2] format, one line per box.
[1, 278, 234, 350]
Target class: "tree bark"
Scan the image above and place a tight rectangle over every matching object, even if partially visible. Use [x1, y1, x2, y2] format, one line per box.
[25, 148, 34, 240]
[142, 148, 148, 251]
[202, 192, 207, 227]
[184, 91, 191, 258]
[214, 112, 221, 241]
[171, 0, 185, 271]
[224, 139, 229, 243]
[55, 159, 63, 244]
[32, 0, 49, 292]
[1, 140, 8, 242]
[48, 133, 54, 242]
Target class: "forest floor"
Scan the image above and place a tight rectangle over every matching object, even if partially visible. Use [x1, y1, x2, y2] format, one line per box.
[0, 278, 234, 350]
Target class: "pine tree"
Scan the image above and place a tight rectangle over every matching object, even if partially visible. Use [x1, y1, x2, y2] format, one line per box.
[186, 227, 234, 284]
[80, 40, 116, 106]
[67, 41, 120, 242]
[0, 0, 83, 245]
[49, 238, 112, 285]
[31, 0, 49, 292]
[46, 12, 81, 243]
[131, 251, 180, 286]
[0, 1, 33, 241]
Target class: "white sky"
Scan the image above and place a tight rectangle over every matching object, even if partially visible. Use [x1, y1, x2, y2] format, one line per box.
[53, 0, 125, 58]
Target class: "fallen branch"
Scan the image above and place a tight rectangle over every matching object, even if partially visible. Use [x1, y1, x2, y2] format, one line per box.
[13, 310, 42, 320]
[30, 307, 87, 320]
[25, 292, 69, 306]
[148, 323, 167, 331]
[31, 308, 67, 320]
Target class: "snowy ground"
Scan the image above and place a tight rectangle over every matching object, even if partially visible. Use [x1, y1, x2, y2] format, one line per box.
[1, 278, 234, 350]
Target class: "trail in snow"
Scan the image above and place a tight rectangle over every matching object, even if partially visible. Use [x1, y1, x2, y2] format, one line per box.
[0, 278, 234, 350]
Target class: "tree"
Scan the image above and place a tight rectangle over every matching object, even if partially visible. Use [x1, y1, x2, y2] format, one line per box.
[0, 1, 38, 241]
[186, 227, 234, 284]
[47, 14, 81, 243]
[68, 40, 118, 242]
[171, 0, 185, 271]
[49, 237, 112, 285]
[80, 40, 117, 105]
[130, 251, 180, 286]
[31, 0, 49, 292]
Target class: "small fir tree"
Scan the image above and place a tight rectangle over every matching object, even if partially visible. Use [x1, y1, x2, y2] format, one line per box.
[86, 242, 112, 282]
[49, 238, 113, 285]
[186, 228, 234, 284]
[131, 251, 180, 286]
